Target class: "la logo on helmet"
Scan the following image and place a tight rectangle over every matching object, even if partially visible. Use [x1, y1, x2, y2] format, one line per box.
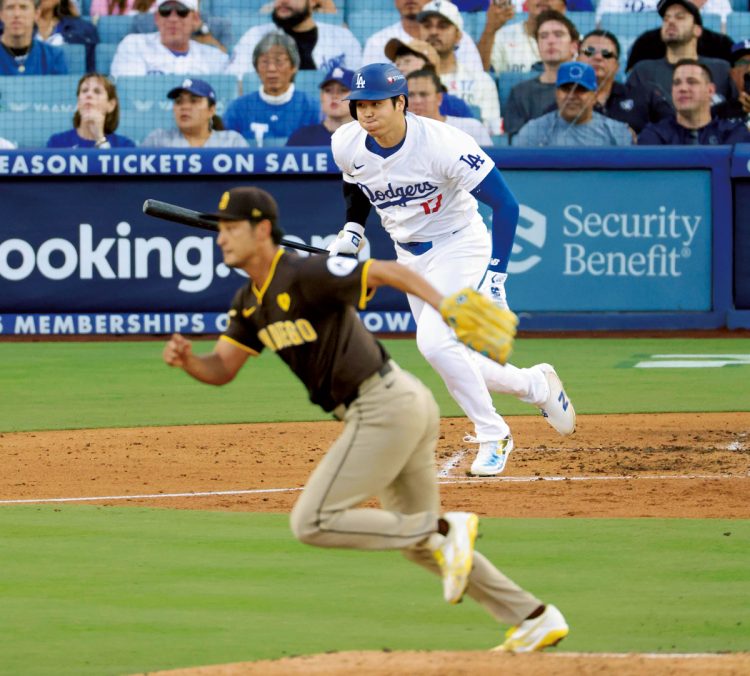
[355, 73, 366, 88]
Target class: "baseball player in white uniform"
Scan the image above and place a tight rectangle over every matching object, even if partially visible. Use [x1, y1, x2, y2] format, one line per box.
[329, 63, 576, 476]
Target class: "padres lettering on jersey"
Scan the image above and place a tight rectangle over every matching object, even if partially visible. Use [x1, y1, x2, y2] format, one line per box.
[221, 251, 388, 412]
[331, 113, 495, 243]
[258, 319, 318, 352]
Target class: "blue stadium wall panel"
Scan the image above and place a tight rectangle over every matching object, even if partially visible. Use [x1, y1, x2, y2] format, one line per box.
[0, 146, 743, 334]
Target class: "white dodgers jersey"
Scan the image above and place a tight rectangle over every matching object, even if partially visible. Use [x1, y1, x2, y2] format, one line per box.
[331, 113, 494, 243]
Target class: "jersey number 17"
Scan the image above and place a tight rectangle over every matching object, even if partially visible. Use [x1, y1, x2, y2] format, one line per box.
[420, 193, 443, 215]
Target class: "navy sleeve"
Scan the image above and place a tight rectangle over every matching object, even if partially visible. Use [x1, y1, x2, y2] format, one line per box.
[470, 167, 519, 274]
[637, 124, 665, 145]
[343, 181, 372, 226]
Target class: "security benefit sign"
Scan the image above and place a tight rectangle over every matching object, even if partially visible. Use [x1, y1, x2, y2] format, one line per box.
[502, 170, 712, 312]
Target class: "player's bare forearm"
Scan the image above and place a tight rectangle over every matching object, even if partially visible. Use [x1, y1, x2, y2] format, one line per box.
[162, 333, 244, 385]
[367, 260, 442, 310]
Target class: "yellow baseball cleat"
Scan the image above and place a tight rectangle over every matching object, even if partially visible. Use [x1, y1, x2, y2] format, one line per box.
[493, 604, 569, 653]
[432, 512, 479, 604]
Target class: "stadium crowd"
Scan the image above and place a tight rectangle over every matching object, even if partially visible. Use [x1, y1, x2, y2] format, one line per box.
[0, 0, 748, 148]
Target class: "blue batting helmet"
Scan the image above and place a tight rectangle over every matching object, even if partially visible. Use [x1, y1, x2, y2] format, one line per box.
[344, 63, 409, 101]
[344, 63, 408, 119]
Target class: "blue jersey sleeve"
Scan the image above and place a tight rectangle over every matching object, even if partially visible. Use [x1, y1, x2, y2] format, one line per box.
[470, 167, 519, 274]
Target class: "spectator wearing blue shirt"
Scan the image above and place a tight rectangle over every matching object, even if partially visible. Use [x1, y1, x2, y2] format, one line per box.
[47, 73, 135, 148]
[35, 0, 98, 72]
[513, 62, 633, 146]
[639, 59, 750, 145]
[287, 65, 353, 147]
[0, 0, 67, 74]
[223, 31, 320, 147]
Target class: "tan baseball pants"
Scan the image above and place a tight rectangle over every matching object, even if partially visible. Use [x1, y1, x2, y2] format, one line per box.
[289, 360, 541, 625]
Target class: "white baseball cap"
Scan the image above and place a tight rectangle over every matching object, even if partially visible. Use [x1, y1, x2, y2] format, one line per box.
[417, 0, 464, 32]
[157, 0, 199, 11]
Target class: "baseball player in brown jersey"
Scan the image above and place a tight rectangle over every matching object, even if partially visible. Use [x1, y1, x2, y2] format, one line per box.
[162, 186, 569, 652]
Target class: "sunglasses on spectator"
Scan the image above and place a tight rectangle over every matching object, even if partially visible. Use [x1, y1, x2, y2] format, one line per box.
[581, 46, 617, 59]
[158, 4, 191, 18]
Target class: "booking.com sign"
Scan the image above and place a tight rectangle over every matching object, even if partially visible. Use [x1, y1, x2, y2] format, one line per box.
[502, 169, 712, 312]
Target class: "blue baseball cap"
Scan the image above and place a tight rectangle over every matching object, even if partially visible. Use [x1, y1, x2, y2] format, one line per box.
[167, 78, 217, 104]
[556, 62, 597, 91]
[320, 66, 354, 90]
[731, 39, 750, 65]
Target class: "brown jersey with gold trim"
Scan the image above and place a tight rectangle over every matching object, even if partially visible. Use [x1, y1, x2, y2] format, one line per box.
[221, 250, 389, 412]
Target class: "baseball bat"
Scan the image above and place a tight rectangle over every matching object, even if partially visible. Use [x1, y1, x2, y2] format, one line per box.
[142, 199, 330, 255]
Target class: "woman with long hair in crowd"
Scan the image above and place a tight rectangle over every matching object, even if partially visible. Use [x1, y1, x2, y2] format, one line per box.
[36, 0, 98, 71]
[47, 72, 135, 148]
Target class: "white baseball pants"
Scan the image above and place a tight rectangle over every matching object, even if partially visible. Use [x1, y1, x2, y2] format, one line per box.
[395, 221, 547, 442]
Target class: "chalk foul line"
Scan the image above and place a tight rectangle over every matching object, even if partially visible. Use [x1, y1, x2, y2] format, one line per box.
[0, 473, 746, 505]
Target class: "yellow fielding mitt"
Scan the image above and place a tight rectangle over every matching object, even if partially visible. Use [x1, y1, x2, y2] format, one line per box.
[439, 288, 518, 365]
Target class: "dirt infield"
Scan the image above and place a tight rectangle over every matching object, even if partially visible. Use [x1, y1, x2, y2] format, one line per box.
[4, 412, 748, 518]
[146, 651, 750, 676]
[3, 411, 749, 674]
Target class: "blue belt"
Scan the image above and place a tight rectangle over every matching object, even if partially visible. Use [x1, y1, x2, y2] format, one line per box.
[396, 240, 433, 255]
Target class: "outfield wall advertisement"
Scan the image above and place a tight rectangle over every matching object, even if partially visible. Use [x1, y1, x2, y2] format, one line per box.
[0, 149, 728, 335]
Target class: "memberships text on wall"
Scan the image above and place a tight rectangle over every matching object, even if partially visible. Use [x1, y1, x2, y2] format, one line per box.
[0, 312, 416, 336]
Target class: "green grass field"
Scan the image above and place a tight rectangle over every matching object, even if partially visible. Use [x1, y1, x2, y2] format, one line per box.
[1, 508, 748, 676]
[1, 337, 749, 675]
[2, 337, 749, 432]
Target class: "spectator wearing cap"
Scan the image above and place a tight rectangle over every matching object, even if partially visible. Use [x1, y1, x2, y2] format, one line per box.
[223, 32, 320, 147]
[47, 73, 135, 148]
[361, 0, 483, 73]
[477, 0, 567, 74]
[504, 9, 579, 139]
[128, 0, 232, 54]
[226, 0, 361, 77]
[140, 79, 248, 148]
[596, 0, 731, 30]
[0, 0, 67, 74]
[575, 29, 672, 134]
[418, 0, 502, 132]
[627, 0, 735, 107]
[286, 66, 353, 146]
[714, 40, 750, 121]
[406, 67, 492, 145]
[109, 0, 227, 77]
[639, 58, 750, 144]
[626, 0, 734, 72]
[513, 61, 633, 146]
[384, 37, 475, 118]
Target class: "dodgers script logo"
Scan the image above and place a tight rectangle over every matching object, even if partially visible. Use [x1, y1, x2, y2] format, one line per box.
[357, 181, 439, 209]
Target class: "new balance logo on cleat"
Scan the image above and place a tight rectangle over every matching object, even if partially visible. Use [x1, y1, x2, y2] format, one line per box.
[536, 364, 576, 435]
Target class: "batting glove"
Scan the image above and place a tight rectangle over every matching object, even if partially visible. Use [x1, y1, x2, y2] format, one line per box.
[328, 222, 365, 257]
[478, 271, 509, 310]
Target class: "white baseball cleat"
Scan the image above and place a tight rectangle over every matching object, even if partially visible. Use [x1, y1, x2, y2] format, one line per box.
[431, 512, 479, 604]
[469, 436, 514, 476]
[536, 363, 576, 435]
[493, 603, 569, 653]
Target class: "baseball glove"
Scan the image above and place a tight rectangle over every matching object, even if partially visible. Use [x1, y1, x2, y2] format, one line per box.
[439, 288, 518, 365]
